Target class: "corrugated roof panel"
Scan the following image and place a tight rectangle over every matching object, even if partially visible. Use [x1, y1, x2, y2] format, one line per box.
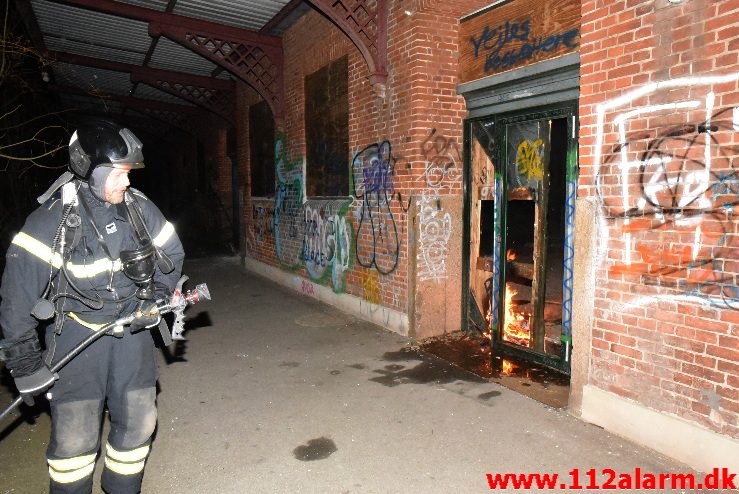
[45, 38, 146, 66]
[32, 0, 151, 55]
[173, 0, 289, 31]
[115, 0, 169, 11]
[132, 84, 197, 106]
[28, 0, 307, 133]
[148, 38, 219, 76]
[51, 63, 133, 96]
[57, 93, 125, 115]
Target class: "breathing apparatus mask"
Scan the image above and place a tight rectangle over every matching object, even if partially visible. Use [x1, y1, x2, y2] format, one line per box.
[120, 239, 157, 300]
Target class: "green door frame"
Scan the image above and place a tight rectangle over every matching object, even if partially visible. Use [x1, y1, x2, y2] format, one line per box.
[462, 101, 578, 374]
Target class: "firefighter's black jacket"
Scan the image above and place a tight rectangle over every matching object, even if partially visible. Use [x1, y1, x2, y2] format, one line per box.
[0, 182, 184, 375]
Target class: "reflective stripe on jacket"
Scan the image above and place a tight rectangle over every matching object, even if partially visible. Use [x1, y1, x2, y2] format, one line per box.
[0, 184, 185, 344]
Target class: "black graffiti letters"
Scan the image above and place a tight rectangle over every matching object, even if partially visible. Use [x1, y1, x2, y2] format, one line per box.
[470, 17, 579, 73]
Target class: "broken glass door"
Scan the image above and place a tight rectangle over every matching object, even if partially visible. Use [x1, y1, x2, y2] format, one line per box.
[464, 105, 576, 373]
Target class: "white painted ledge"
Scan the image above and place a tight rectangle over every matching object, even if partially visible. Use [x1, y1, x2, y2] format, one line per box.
[243, 257, 409, 336]
[581, 384, 739, 473]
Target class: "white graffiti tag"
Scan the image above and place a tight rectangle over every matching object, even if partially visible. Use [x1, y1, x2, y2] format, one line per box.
[417, 195, 453, 283]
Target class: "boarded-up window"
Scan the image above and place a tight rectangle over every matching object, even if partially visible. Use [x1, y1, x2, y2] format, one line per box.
[305, 55, 349, 197]
[249, 100, 275, 197]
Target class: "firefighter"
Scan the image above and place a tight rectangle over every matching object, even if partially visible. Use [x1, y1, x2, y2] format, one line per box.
[0, 118, 185, 493]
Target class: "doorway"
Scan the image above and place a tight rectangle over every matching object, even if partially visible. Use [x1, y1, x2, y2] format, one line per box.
[463, 104, 577, 374]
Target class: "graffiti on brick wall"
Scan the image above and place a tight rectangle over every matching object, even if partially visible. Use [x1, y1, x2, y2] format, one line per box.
[352, 140, 401, 274]
[594, 74, 739, 309]
[469, 18, 579, 74]
[273, 133, 305, 268]
[301, 279, 315, 296]
[414, 129, 460, 283]
[303, 199, 353, 293]
[361, 269, 381, 305]
[420, 128, 462, 189]
[252, 204, 275, 246]
[417, 195, 453, 283]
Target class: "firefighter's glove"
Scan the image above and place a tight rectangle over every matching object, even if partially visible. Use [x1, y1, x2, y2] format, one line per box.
[130, 301, 161, 332]
[13, 365, 57, 406]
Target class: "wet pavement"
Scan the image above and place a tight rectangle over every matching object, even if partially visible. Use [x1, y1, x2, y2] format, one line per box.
[0, 256, 711, 493]
[420, 334, 571, 409]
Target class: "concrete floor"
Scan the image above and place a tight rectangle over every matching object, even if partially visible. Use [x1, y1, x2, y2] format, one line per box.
[0, 256, 710, 493]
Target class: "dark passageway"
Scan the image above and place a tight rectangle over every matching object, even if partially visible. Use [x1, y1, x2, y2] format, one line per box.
[0, 256, 701, 493]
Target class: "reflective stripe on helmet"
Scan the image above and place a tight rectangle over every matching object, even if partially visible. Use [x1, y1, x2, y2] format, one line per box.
[110, 128, 144, 166]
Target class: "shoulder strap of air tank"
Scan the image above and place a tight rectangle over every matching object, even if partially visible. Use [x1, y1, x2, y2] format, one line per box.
[123, 191, 175, 274]
[123, 190, 152, 245]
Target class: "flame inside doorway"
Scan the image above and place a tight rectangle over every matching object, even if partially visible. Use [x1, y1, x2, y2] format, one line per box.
[502, 284, 531, 347]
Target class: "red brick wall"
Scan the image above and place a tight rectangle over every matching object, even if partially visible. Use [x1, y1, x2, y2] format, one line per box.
[236, 0, 488, 334]
[388, 2, 481, 336]
[211, 127, 230, 200]
[197, 120, 233, 248]
[580, 0, 738, 437]
[235, 83, 266, 258]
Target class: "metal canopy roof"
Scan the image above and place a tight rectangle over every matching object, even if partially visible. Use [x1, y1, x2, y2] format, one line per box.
[17, 0, 389, 136]
[18, 0, 304, 134]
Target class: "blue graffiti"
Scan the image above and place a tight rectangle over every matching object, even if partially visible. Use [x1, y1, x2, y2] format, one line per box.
[362, 155, 394, 194]
[469, 18, 579, 73]
[562, 177, 576, 342]
[273, 133, 305, 268]
[352, 141, 400, 274]
[303, 200, 353, 292]
[491, 174, 503, 333]
[711, 172, 739, 210]
[470, 20, 530, 57]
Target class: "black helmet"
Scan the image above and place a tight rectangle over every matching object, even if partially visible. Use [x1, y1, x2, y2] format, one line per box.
[68, 119, 144, 179]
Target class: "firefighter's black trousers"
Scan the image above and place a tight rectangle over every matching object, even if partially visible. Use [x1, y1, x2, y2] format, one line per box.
[44, 317, 158, 494]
